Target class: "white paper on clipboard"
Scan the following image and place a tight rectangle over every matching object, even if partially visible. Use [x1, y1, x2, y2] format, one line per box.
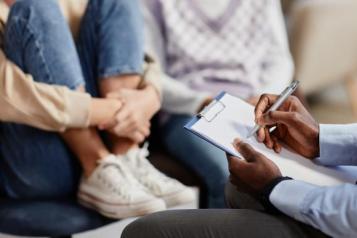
[185, 92, 357, 186]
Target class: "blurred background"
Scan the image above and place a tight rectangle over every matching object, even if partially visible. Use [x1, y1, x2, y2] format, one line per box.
[282, 0, 357, 124]
[85, 1, 357, 236]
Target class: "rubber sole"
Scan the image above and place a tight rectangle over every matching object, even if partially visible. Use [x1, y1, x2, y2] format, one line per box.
[160, 188, 196, 207]
[78, 191, 166, 219]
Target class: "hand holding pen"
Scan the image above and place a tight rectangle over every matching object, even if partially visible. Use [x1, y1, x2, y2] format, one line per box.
[251, 87, 320, 158]
[246, 80, 300, 139]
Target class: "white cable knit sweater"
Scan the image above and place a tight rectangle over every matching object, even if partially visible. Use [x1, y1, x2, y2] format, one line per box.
[142, 0, 294, 115]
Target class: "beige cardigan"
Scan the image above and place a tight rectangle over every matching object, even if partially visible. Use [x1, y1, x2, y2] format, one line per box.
[0, 0, 161, 132]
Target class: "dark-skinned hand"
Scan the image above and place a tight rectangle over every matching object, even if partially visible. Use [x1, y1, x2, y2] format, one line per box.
[227, 138, 282, 195]
[254, 94, 319, 159]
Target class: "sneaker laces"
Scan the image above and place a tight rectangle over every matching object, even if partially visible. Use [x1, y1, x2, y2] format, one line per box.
[96, 158, 144, 200]
[128, 143, 180, 192]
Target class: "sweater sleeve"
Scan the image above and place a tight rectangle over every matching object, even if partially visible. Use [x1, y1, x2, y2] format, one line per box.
[141, 0, 211, 115]
[255, 0, 294, 95]
[0, 50, 91, 132]
[161, 74, 211, 115]
[140, 55, 163, 98]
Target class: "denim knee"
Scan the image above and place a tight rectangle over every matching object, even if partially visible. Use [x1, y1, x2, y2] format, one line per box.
[88, 0, 140, 17]
[6, 0, 65, 55]
[6, 0, 85, 89]
[83, 0, 144, 77]
[211, 171, 228, 190]
[9, 0, 62, 26]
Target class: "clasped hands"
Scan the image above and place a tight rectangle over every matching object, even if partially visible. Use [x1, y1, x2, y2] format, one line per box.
[228, 94, 320, 195]
[98, 85, 160, 143]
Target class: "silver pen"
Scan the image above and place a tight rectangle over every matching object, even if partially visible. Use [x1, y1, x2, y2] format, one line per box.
[246, 80, 300, 139]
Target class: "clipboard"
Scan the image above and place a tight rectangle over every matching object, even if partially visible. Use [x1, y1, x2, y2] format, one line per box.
[198, 92, 226, 122]
[184, 92, 357, 186]
[184, 92, 239, 156]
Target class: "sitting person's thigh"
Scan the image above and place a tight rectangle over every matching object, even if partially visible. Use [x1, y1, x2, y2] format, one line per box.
[122, 209, 323, 238]
[224, 182, 264, 210]
[0, 0, 85, 199]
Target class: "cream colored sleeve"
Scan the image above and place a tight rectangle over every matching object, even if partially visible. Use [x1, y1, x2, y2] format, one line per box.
[0, 50, 91, 132]
[140, 54, 162, 98]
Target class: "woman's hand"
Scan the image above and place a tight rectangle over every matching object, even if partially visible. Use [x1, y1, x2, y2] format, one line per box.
[99, 86, 161, 143]
[88, 98, 123, 127]
[254, 94, 319, 159]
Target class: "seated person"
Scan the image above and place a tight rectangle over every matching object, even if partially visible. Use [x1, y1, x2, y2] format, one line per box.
[141, 0, 294, 207]
[122, 94, 357, 238]
[0, 0, 194, 219]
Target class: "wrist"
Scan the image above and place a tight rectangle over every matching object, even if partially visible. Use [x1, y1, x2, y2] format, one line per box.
[89, 98, 122, 126]
[259, 176, 293, 214]
[307, 125, 320, 158]
[316, 126, 320, 157]
[143, 82, 161, 100]
[142, 85, 161, 114]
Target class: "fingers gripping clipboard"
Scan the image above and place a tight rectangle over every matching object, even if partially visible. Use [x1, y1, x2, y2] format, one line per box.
[185, 92, 357, 186]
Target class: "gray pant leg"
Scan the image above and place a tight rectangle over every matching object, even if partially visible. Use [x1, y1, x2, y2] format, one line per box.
[224, 182, 264, 210]
[224, 182, 328, 238]
[122, 184, 329, 238]
[122, 209, 325, 238]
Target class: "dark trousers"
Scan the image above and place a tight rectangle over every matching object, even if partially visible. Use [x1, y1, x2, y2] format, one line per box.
[121, 183, 329, 238]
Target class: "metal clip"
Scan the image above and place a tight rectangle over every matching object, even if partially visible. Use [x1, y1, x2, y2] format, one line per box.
[198, 100, 226, 122]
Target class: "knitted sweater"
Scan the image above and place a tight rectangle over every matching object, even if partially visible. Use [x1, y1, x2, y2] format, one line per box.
[142, 0, 294, 115]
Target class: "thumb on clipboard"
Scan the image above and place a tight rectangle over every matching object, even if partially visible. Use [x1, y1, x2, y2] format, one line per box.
[227, 138, 282, 193]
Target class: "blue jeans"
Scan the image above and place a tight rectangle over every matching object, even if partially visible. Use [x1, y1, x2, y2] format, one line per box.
[161, 115, 229, 208]
[0, 0, 143, 199]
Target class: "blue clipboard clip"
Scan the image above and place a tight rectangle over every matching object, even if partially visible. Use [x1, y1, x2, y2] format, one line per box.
[198, 99, 226, 122]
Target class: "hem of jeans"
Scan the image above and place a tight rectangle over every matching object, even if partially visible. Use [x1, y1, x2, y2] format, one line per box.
[99, 66, 143, 79]
[66, 81, 86, 91]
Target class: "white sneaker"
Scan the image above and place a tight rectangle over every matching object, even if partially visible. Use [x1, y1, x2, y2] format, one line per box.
[78, 154, 166, 219]
[121, 144, 196, 207]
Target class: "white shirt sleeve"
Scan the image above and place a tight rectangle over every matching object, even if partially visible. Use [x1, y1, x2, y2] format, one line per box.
[270, 180, 357, 238]
[317, 124, 357, 166]
[270, 124, 357, 238]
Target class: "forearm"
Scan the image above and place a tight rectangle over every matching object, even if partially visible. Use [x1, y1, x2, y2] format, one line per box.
[141, 83, 161, 118]
[270, 180, 357, 237]
[100, 75, 142, 95]
[88, 98, 122, 126]
[0, 72, 91, 131]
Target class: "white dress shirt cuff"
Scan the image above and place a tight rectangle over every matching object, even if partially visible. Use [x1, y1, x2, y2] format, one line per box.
[317, 124, 357, 166]
[269, 180, 317, 221]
